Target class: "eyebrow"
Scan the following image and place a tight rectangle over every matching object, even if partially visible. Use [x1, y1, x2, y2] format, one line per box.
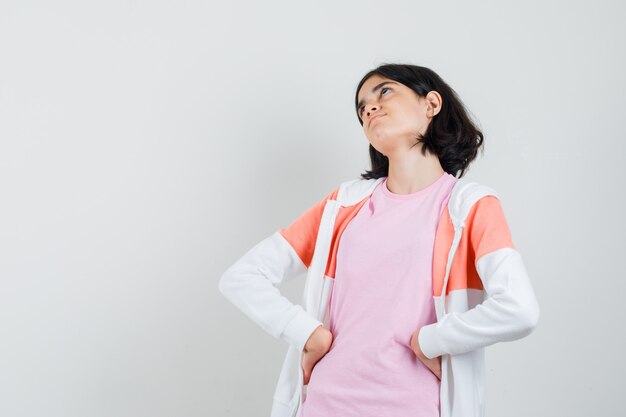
[357, 81, 400, 110]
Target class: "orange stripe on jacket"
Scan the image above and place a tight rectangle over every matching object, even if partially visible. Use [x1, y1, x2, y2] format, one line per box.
[278, 186, 340, 269]
[325, 200, 370, 279]
[280, 189, 516, 297]
[432, 195, 516, 296]
[278, 186, 368, 279]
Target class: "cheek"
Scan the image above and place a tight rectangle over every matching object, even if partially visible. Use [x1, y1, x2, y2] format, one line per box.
[388, 111, 419, 132]
[396, 106, 426, 130]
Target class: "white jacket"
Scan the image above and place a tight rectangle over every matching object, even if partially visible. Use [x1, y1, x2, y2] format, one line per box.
[218, 176, 540, 417]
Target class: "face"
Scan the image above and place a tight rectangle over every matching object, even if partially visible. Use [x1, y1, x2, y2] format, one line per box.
[356, 74, 441, 157]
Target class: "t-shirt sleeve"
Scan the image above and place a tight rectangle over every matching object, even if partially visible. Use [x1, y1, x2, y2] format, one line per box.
[278, 185, 340, 269]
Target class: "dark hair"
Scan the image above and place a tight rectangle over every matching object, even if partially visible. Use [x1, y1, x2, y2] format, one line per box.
[354, 63, 484, 179]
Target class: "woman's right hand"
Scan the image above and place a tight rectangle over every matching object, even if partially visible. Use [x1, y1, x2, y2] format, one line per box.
[301, 325, 333, 385]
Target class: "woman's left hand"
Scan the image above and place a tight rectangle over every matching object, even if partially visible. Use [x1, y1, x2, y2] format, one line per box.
[410, 328, 442, 380]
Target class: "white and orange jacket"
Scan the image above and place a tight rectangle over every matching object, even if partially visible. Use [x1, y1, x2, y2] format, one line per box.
[218, 175, 540, 417]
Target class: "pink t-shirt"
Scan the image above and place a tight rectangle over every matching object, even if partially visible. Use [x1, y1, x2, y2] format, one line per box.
[300, 172, 457, 417]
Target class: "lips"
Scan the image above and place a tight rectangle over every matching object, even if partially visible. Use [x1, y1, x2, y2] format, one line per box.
[369, 114, 386, 127]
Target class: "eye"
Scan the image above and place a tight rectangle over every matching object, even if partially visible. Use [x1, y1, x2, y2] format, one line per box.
[359, 88, 392, 116]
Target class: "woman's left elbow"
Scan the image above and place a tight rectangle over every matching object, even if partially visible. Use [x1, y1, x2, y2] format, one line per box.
[517, 301, 540, 335]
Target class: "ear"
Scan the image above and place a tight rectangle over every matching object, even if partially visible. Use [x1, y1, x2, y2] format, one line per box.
[426, 91, 442, 117]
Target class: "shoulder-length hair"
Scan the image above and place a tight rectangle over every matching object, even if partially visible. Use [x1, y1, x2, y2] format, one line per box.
[354, 63, 484, 179]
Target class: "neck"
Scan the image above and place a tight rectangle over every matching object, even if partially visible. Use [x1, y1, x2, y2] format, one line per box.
[385, 147, 446, 195]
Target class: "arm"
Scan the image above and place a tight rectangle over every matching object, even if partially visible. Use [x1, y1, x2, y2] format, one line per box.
[218, 186, 338, 353]
[418, 196, 541, 358]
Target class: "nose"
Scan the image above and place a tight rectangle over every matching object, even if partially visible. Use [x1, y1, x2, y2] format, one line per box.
[365, 105, 379, 117]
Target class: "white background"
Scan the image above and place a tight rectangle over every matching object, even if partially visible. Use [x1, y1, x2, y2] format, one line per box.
[1, 0, 624, 416]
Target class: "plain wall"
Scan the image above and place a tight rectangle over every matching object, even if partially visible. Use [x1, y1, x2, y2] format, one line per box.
[1, 0, 624, 416]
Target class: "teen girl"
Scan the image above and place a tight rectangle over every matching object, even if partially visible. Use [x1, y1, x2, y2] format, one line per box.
[219, 63, 540, 417]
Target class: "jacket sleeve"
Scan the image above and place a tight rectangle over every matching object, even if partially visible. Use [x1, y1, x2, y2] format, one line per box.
[218, 186, 338, 353]
[418, 195, 541, 358]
